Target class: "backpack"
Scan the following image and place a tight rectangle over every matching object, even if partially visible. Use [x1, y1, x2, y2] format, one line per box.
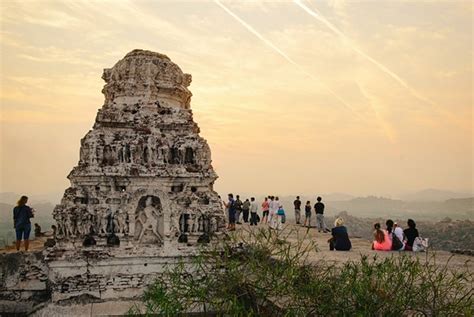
[412, 237, 429, 252]
[391, 232, 404, 250]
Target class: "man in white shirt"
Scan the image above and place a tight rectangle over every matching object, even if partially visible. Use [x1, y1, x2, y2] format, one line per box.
[249, 197, 259, 226]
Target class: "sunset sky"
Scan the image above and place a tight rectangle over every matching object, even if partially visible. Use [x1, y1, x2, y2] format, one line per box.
[0, 0, 472, 200]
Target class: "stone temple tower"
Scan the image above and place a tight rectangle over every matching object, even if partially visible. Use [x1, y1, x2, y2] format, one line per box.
[52, 49, 225, 257]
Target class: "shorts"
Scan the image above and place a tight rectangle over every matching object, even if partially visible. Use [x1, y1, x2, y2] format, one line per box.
[228, 210, 236, 224]
[305, 211, 311, 218]
[262, 210, 269, 217]
[16, 223, 31, 241]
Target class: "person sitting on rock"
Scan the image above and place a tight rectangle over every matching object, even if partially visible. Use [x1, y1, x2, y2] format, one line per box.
[34, 223, 42, 237]
[403, 219, 419, 251]
[372, 222, 392, 251]
[328, 217, 351, 251]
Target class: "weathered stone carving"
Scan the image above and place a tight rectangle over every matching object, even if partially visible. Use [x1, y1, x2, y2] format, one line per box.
[51, 49, 225, 255]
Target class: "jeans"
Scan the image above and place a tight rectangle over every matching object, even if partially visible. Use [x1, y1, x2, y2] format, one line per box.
[316, 214, 328, 231]
[250, 212, 258, 225]
[294, 209, 301, 224]
[242, 209, 249, 223]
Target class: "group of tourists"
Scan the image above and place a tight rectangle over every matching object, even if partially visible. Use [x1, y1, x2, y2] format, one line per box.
[372, 219, 421, 251]
[223, 194, 333, 233]
[224, 194, 425, 253]
[223, 194, 285, 231]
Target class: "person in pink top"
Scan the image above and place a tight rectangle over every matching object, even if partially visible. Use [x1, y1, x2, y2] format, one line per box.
[372, 222, 392, 251]
[261, 197, 270, 224]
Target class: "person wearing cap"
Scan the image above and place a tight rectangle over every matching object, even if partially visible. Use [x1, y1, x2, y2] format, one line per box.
[393, 222, 405, 249]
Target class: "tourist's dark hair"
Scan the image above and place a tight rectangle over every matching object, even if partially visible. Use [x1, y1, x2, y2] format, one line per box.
[374, 222, 384, 243]
[407, 219, 416, 228]
[228, 193, 233, 198]
[17, 195, 28, 206]
[317, 196, 322, 202]
[251, 197, 255, 201]
[386, 219, 394, 234]
[296, 196, 300, 199]
[306, 201, 310, 204]
[236, 195, 240, 199]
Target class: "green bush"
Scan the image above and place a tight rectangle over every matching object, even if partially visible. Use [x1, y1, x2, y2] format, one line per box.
[129, 227, 473, 316]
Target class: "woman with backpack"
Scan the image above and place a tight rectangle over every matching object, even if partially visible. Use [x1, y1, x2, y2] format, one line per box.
[386, 219, 404, 251]
[275, 205, 285, 230]
[372, 222, 391, 251]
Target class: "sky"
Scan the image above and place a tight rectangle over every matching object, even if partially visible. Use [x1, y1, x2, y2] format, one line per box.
[0, 0, 472, 201]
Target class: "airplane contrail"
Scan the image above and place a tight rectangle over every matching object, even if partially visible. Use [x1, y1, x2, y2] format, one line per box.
[214, 0, 366, 122]
[293, 0, 437, 108]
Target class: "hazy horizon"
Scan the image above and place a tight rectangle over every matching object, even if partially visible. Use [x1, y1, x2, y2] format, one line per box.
[1, 1, 472, 198]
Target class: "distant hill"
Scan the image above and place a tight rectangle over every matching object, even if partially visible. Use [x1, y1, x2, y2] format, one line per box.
[400, 189, 472, 202]
[0, 192, 62, 205]
[324, 196, 473, 221]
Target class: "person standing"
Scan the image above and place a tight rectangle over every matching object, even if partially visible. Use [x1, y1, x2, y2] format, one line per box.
[314, 196, 329, 233]
[276, 205, 285, 230]
[249, 197, 258, 226]
[242, 198, 251, 223]
[293, 196, 302, 224]
[225, 193, 236, 231]
[303, 201, 312, 227]
[261, 197, 270, 223]
[13, 195, 34, 252]
[269, 196, 278, 228]
[235, 195, 243, 224]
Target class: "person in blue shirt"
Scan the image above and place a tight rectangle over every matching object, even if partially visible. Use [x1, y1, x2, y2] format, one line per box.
[13, 195, 34, 251]
[328, 217, 352, 251]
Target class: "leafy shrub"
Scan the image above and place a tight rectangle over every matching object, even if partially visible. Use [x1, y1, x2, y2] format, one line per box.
[129, 227, 473, 316]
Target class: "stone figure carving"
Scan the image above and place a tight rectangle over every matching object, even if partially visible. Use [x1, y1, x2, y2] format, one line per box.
[100, 208, 111, 234]
[188, 213, 196, 233]
[113, 210, 128, 234]
[135, 196, 162, 243]
[169, 212, 178, 235]
[52, 50, 225, 251]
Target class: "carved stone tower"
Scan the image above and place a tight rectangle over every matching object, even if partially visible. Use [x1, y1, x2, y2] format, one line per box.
[52, 49, 225, 258]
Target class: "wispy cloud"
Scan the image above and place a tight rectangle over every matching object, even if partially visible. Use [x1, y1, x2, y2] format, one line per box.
[294, 0, 439, 108]
[214, 0, 366, 122]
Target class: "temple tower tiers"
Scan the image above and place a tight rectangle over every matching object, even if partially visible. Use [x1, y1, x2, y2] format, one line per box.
[52, 49, 225, 256]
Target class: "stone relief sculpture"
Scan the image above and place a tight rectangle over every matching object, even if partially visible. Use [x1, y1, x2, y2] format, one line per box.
[135, 196, 162, 243]
[52, 49, 225, 253]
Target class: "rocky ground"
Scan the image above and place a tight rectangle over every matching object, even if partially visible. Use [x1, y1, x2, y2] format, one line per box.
[0, 233, 51, 254]
[232, 222, 473, 271]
